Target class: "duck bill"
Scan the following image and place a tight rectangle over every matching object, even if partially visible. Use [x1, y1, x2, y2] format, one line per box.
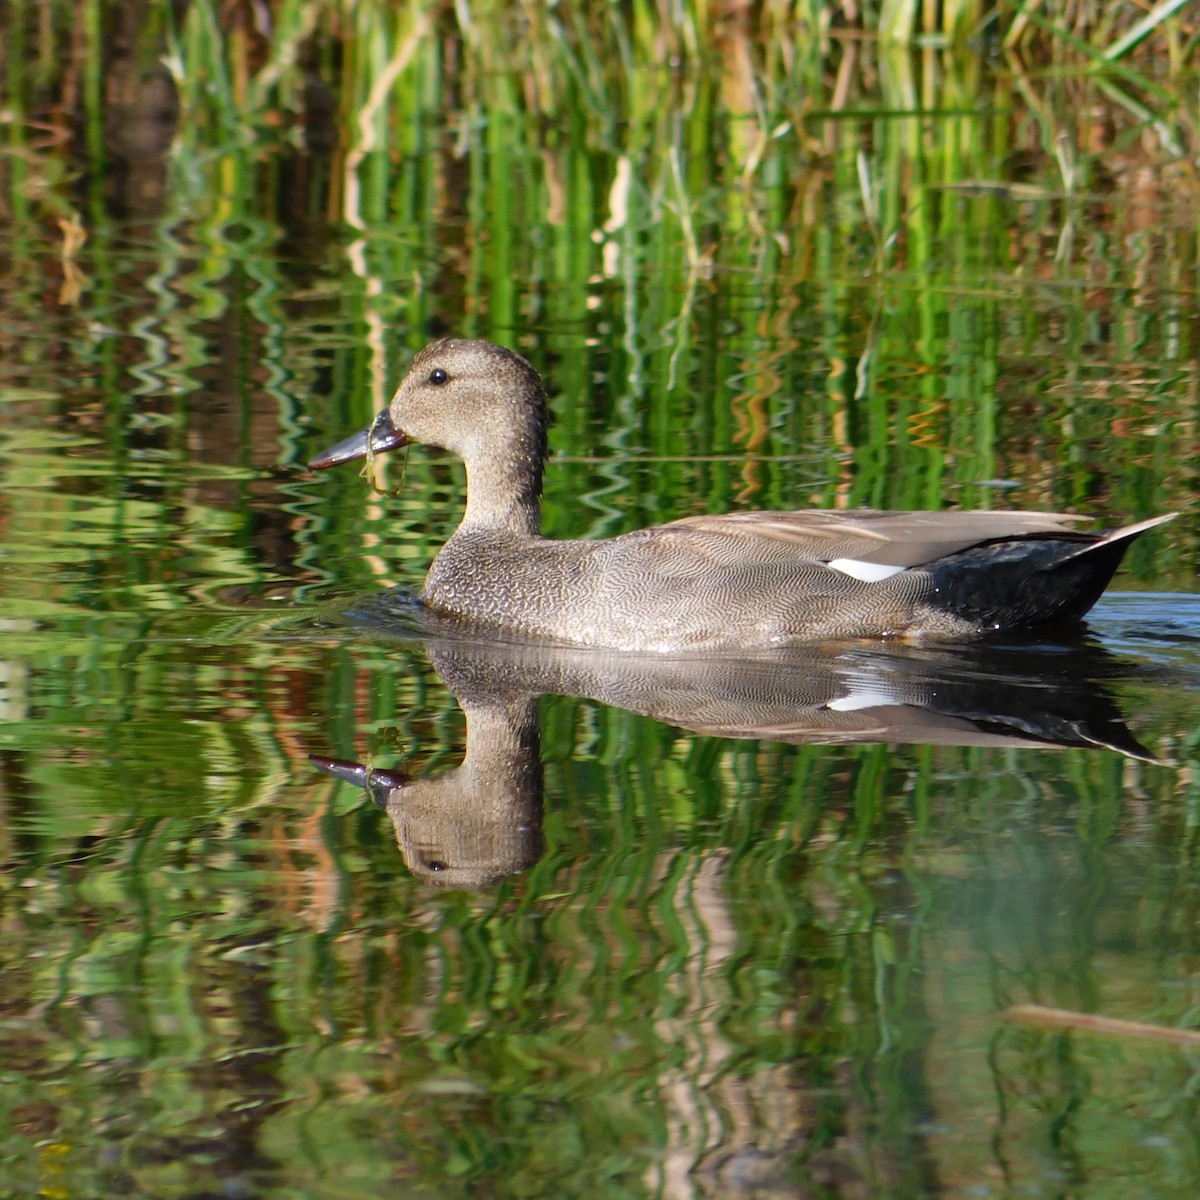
[309, 754, 409, 810]
[308, 409, 408, 470]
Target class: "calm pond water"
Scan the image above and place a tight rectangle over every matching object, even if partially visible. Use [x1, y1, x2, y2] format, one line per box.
[2, 26, 1200, 1200]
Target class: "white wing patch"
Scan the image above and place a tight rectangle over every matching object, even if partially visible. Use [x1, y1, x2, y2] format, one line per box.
[827, 558, 907, 582]
[827, 686, 899, 712]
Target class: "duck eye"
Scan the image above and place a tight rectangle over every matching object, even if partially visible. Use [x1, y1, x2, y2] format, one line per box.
[428, 368, 448, 386]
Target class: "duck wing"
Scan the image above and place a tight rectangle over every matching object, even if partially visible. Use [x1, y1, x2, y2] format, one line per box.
[663, 509, 1093, 570]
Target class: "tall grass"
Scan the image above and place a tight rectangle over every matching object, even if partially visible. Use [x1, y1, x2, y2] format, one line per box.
[1, 0, 1196, 548]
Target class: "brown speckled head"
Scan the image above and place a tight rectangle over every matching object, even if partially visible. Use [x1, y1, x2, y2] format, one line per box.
[390, 339, 550, 514]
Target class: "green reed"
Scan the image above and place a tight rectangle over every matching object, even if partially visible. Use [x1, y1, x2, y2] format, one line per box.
[2, 0, 1196, 570]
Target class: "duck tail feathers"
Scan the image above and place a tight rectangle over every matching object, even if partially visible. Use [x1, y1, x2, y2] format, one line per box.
[1065, 512, 1178, 561]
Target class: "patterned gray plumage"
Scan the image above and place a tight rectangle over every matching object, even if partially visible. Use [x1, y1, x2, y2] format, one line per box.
[310, 338, 1175, 651]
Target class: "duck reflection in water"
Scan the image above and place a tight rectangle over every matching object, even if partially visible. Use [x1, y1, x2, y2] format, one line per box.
[310, 603, 1157, 889]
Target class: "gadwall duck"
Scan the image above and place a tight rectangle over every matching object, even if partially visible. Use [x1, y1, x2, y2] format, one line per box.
[310, 339, 1174, 652]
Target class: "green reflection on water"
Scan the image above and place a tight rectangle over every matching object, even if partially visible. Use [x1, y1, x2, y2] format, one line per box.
[1, 16, 1199, 1199]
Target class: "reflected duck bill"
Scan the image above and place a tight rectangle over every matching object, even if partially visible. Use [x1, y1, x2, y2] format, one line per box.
[308, 409, 408, 470]
[309, 754, 410, 810]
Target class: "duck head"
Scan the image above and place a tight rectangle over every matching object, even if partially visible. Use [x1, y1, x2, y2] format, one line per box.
[308, 338, 550, 487]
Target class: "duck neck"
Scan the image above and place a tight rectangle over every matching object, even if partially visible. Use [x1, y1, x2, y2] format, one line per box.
[459, 454, 544, 538]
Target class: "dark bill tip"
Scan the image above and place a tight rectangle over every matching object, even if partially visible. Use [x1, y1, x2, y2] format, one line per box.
[308, 429, 372, 471]
[309, 754, 409, 810]
[308, 410, 409, 471]
[309, 755, 369, 786]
